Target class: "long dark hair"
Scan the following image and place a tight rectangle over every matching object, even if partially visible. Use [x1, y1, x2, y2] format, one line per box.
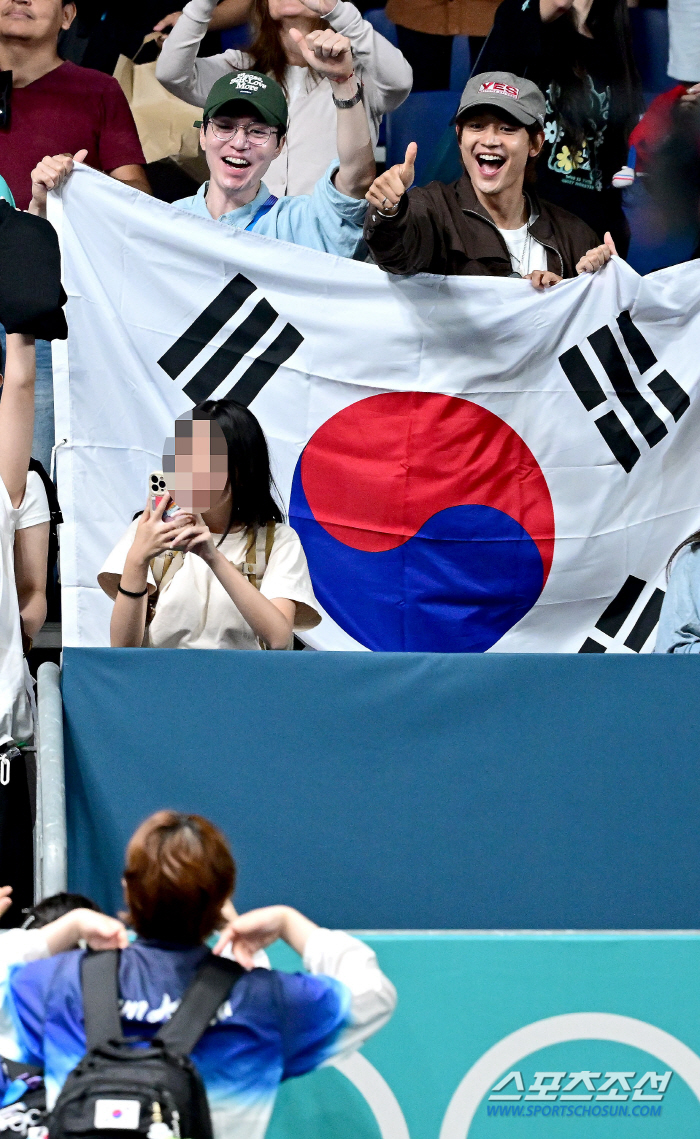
[195, 398, 283, 541]
[542, 0, 643, 149]
[668, 529, 700, 576]
[247, 0, 326, 92]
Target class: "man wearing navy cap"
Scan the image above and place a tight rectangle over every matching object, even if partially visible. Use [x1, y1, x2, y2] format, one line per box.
[364, 70, 617, 285]
[173, 27, 375, 258]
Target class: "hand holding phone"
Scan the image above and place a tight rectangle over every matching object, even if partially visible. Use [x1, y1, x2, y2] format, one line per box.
[149, 471, 183, 521]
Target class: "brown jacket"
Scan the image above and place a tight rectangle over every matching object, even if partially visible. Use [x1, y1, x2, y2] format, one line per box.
[385, 0, 499, 37]
[364, 173, 601, 279]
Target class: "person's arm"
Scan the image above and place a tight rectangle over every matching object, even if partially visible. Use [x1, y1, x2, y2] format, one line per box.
[540, 0, 575, 20]
[109, 496, 191, 648]
[214, 905, 397, 1060]
[27, 151, 88, 218]
[321, 0, 413, 114]
[288, 28, 375, 199]
[169, 517, 296, 649]
[155, 0, 248, 107]
[42, 910, 128, 955]
[473, 0, 542, 77]
[0, 335, 36, 508]
[155, 0, 252, 36]
[365, 142, 449, 274]
[109, 164, 152, 195]
[14, 522, 49, 640]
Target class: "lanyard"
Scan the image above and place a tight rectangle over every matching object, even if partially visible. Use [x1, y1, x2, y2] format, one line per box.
[245, 194, 278, 231]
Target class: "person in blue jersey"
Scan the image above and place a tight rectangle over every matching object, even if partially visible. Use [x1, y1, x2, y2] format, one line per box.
[0, 811, 396, 1139]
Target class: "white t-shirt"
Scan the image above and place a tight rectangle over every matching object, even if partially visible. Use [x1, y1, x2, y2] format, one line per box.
[0, 472, 50, 748]
[497, 221, 548, 277]
[98, 521, 321, 650]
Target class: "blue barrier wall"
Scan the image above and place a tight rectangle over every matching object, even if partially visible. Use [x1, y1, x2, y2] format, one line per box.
[62, 649, 700, 928]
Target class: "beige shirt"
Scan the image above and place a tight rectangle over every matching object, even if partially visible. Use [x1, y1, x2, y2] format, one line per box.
[385, 0, 499, 37]
[98, 520, 321, 650]
[155, 0, 413, 197]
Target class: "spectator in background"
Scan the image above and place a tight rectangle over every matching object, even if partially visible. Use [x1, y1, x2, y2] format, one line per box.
[155, 0, 411, 196]
[0, 0, 150, 471]
[655, 529, 700, 653]
[668, 0, 700, 92]
[475, 0, 644, 255]
[384, 0, 498, 91]
[0, 810, 396, 1138]
[365, 72, 616, 282]
[627, 80, 700, 256]
[98, 402, 320, 650]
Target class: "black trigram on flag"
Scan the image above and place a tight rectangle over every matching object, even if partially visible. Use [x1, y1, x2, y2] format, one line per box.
[579, 575, 665, 653]
[158, 273, 303, 407]
[559, 310, 689, 473]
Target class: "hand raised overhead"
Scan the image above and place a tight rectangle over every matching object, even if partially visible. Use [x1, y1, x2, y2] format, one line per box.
[288, 27, 354, 82]
[366, 142, 417, 213]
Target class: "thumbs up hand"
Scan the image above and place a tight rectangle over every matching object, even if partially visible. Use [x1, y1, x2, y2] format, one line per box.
[366, 142, 418, 214]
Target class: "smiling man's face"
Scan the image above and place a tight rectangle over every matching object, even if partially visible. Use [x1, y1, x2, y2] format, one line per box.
[457, 110, 543, 200]
[200, 105, 283, 201]
[0, 0, 75, 42]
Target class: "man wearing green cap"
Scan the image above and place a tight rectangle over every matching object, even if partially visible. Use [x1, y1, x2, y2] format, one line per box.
[173, 28, 375, 258]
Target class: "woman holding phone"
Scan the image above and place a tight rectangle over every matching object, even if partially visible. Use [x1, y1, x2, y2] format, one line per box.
[98, 399, 320, 649]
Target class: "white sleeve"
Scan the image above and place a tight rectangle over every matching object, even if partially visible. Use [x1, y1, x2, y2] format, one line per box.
[0, 929, 49, 968]
[155, 0, 252, 107]
[302, 928, 397, 1060]
[260, 524, 321, 630]
[16, 472, 50, 531]
[97, 519, 156, 598]
[326, 0, 413, 114]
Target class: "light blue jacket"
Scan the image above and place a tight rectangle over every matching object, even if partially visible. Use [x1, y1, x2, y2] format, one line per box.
[173, 162, 368, 259]
[654, 543, 700, 652]
[0, 176, 14, 206]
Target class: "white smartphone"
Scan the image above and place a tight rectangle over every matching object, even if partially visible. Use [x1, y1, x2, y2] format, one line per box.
[149, 471, 182, 521]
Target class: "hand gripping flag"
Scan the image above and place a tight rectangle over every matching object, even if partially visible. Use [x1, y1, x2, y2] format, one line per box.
[49, 167, 700, 652]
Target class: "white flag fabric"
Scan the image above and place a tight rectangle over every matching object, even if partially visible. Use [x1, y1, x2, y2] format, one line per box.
[50, 165, 700, 653]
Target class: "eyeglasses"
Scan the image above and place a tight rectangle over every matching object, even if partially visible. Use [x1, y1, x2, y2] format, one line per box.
[208, 121, 276, 145]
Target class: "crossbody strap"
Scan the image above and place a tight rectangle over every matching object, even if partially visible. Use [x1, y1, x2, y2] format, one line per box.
[154, 955, 245, 1055]
[245, 194, 278, 231]
[81, 949, 123, 1050]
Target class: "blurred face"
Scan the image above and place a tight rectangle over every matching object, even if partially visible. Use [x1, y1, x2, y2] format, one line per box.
[0, 0, 75, 43]
[200, 111, 283, 199]
[458, 111, 543, 198]
[162, 417, 229, 513]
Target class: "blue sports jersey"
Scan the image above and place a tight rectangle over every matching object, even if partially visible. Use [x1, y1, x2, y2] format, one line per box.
[0, 931, 395, 1139]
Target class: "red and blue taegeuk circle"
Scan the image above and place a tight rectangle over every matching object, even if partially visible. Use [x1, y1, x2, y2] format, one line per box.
[289, 392, 555, 652]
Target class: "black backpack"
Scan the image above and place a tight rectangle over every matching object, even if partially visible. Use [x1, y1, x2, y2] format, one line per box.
[49, 950, 244, 1139]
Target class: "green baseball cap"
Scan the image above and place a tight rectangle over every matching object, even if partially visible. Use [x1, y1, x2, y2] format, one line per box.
[195, 71, 288, 131]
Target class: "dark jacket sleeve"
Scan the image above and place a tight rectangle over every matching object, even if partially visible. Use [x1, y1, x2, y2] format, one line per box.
[557, 214, 604, 276]
[473, 0, 542, 78]
[364, 189, 451, 276]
